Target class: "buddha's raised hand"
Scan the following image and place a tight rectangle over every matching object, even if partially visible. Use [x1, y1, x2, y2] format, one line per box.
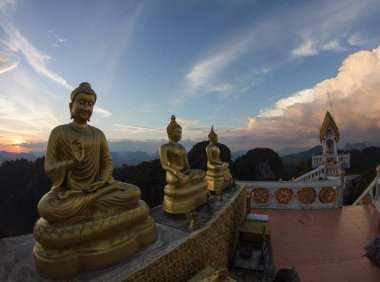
[71, 138, 84, 165]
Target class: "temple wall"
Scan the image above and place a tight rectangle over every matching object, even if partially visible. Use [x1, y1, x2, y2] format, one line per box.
[123, 186, 247, 282]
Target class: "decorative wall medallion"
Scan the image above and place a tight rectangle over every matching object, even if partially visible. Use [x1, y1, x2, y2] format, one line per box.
[297, 187, 316, 204]
[362, 194, 372, 205]
[275, 188, 293, 204]
[319, 186, 337, 203]
[252, 188, 270, 204]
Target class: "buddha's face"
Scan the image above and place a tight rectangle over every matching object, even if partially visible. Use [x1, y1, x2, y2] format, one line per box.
[70, 92, 96, 124]
[210, 134, 218, 144]
[170, 128, 182, 143]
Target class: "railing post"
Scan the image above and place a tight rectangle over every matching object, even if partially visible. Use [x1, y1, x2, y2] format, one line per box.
[338, 168, 345, 207]
[375, 165, 380, 201]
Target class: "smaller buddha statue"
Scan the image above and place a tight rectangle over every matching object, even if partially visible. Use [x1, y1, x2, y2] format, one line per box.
[159, 115, 208, 214]
[205, 126, 233, 194]
[33, 82, 156, 279]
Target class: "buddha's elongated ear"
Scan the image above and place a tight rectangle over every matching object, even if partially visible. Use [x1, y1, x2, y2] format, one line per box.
[69, 102, 73, 119]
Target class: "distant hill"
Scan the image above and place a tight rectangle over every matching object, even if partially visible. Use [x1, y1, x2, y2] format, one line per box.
[0, 151, 44, 165]
[280, 146, 322, 177]
[231, 150, 246, 160]
[0, 150, 157, 167]
[342, 141, 380, 151]
[187, 141, 232, 171]
[276, 147, 310, 156]
[231, 148, 287, 181]
[110, 151, 158, 167]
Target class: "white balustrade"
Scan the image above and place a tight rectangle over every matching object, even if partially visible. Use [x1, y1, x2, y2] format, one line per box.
[237, 179, 343, 210]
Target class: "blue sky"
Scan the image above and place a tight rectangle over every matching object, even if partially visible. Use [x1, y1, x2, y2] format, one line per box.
[1, 0, 380, 153]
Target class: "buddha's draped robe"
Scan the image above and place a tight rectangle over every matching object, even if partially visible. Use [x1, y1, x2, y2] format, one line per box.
[38, 124, 140, 223]
[207, 145, 229, 173]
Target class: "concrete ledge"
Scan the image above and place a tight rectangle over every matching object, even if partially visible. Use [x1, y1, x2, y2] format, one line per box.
[0, 185, 246, 281]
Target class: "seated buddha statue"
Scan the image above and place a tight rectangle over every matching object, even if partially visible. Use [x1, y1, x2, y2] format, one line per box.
[33, 82, 156, 279]
[205, 126, 233, 194]
[159, 115, 208, 214]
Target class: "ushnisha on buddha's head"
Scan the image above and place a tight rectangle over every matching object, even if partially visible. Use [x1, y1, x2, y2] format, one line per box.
[208, 126, 218, 144]
[69, 82, 97, 124]
[167, 115, 182, 142]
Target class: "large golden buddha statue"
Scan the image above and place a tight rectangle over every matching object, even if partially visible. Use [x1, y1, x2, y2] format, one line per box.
[159, 115, 208, 214]
[33, 82, 156, 279]
[206, 126, 233, 194]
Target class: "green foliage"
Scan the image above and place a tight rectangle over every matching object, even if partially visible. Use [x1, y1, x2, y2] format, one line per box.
[348, 168, 376, 204]
[293, 160, 312, 179]
[231, 148, 288, 181]
[346, 147, 380, 174]
[187, 141, 232, 170]
[281, 145, 322, 177]
[113, 159, 165, 208]
[0, 157, 51, 238]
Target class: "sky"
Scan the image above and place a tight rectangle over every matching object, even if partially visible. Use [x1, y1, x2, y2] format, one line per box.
[1, 0, 380, 154]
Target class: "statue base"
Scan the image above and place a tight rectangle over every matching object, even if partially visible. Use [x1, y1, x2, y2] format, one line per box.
[163, 181, 208, 214]
[206, 174, 233, 195]
[33, 216, 156, 279]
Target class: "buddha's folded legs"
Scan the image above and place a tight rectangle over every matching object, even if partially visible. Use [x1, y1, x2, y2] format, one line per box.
[166, 170, 205, 186]
[38, 182, 141, 223]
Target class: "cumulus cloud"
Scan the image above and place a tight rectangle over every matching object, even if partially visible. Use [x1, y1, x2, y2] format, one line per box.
[221, 45, 380, 152]
[259, 89, 315, 117]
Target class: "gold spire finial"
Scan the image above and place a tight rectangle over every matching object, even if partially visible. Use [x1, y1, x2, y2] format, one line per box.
[208, 125, 217, 140]
[320, 111, 340, 143]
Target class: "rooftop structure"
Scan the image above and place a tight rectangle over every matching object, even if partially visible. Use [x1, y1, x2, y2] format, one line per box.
[312, 111, 350, 173]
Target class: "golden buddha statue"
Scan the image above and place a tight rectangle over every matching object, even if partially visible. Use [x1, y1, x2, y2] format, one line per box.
[33, 82, 156, 279]
[205, 126, 233, 194]
[159, 115, 208, 214]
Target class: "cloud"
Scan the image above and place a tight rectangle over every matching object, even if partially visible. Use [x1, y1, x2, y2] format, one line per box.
[289, 0, 378, 58]
[93, 107, 111, 118]
[0, 10, 73, 90]
[348, 34, 364, 46]
[291, 40, 318, 58]
[0, 60, 18, 73]
[291, 39, 346, 58]
[322, 40, 345, 52]
[0, 67, 64, 148]
[0, 96, 17, 113]
[0, 39, 19, 73]
[184, 40, 248, 96]
[0, 0, 18, 13]
[220, 45, 380, 152]
[258, 89, 315, 117]
[176, 117, 199, 126]
[115, 124, 163, 134]
[181, 21, 274, 100]
[181, 0, 377, 101]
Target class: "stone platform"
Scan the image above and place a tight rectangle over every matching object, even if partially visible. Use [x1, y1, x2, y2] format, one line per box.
[0, 184, 246, 282]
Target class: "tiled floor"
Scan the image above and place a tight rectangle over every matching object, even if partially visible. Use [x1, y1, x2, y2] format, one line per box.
[251, 205, 380, 282]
